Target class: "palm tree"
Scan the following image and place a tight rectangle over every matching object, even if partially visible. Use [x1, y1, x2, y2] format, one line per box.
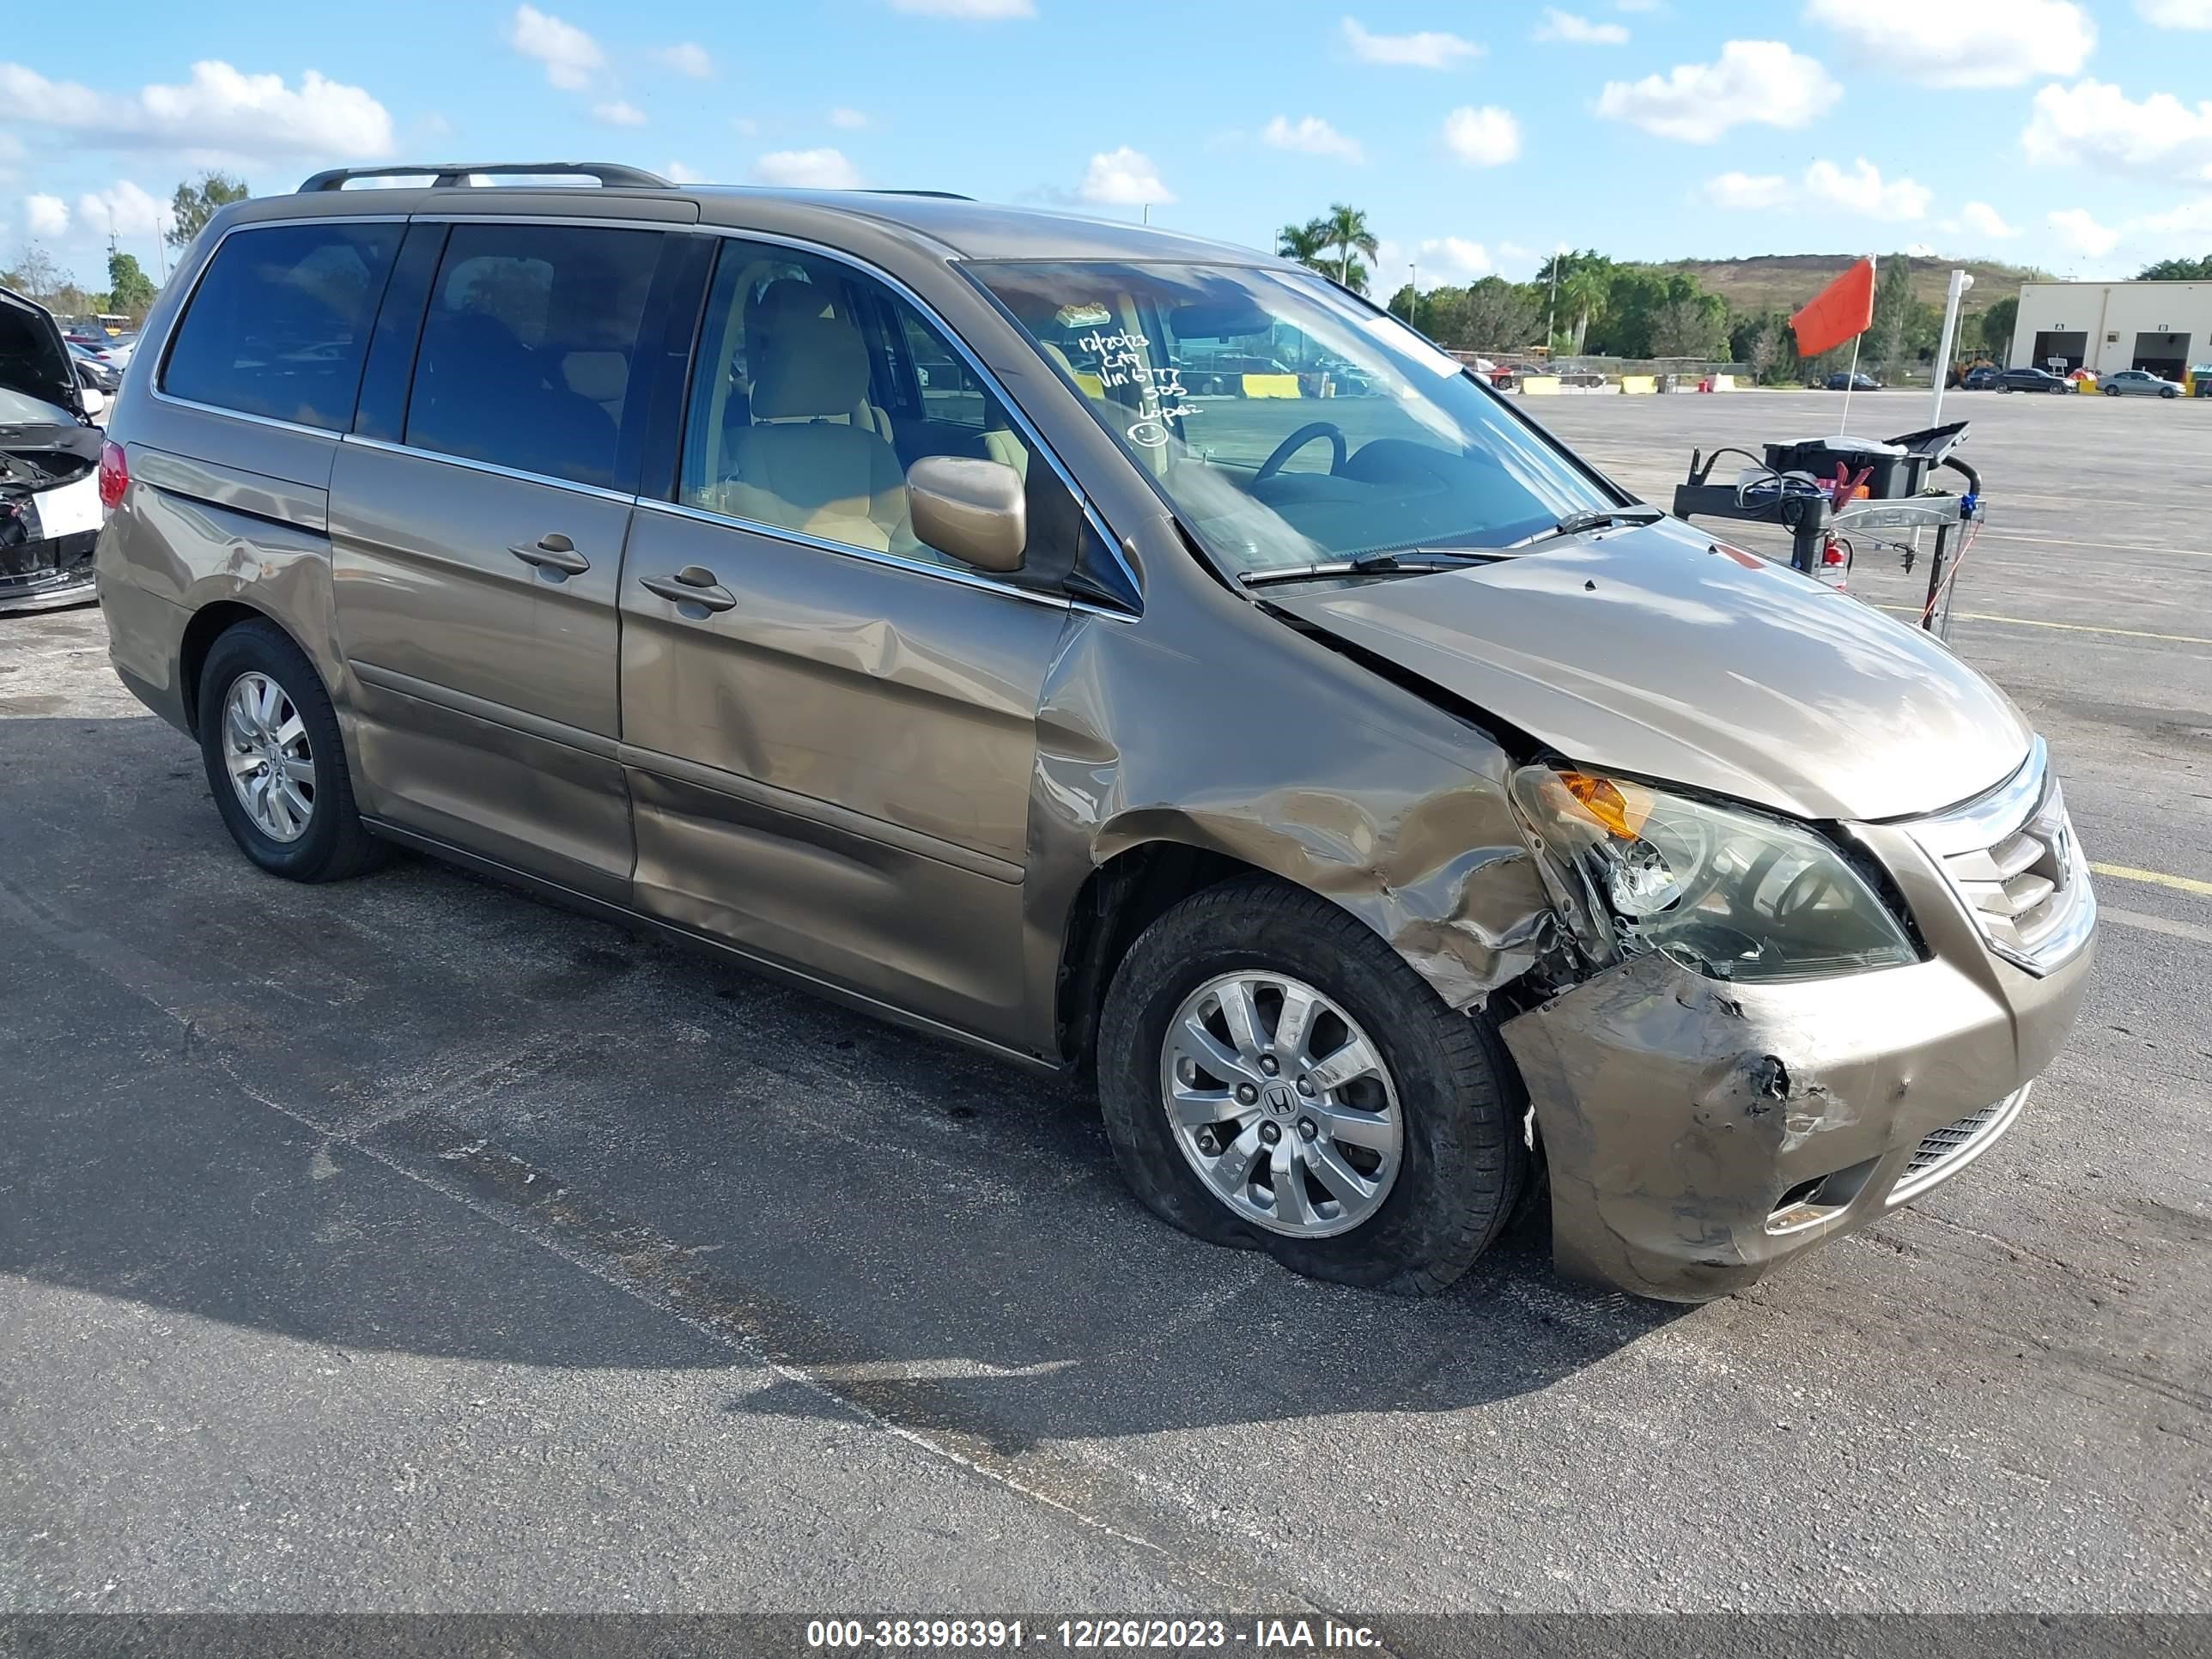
[1559, 264, 1610, 355]
[1278, 220, 1331, 271]
[1320, 204, 1378, 289]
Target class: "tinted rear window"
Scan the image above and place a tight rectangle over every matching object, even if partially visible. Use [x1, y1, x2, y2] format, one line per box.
[161, 222, 400, 430]
[404, 222, 661, 489]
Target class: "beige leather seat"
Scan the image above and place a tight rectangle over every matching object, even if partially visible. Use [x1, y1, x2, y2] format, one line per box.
[749, 279, 894, 444]
[718, 308, 914, 554]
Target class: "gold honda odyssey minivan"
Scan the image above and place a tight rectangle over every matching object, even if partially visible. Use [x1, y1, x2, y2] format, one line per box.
[95, 163, 2095, 1301]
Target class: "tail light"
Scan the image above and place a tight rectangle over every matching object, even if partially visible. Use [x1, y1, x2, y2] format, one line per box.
[98, 440, 128, 511]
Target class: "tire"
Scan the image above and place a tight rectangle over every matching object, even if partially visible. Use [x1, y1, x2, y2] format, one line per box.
[2105, 386, 2120, 396]
[1097, 875, 1528, 1296]
[2165, 388, 2180, 399]
[196, 617, 386, 883]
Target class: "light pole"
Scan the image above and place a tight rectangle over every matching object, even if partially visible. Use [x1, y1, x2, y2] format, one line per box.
[1407, 260, 1418, 328]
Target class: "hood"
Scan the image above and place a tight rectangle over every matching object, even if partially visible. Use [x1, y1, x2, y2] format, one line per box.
[0, 287, 87, 422]
[1270, 520, 2030, 823]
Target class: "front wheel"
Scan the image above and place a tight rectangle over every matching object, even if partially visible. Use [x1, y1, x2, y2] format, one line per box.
[2105, 386, 2120, 396]
[1097, 877, 1528, 1295]
[197, 617, 386, 882]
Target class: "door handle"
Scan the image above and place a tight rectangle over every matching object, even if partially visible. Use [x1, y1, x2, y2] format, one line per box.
[510, 532, 590, 575]
[511, 532, 590, 574]
[640, 565, 738, 613]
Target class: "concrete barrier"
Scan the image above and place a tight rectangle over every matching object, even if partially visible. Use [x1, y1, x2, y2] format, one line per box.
[1519, 376, 1562, 395]
[1620, 375, 1656, 395]
[1242, 374, 1302, 398]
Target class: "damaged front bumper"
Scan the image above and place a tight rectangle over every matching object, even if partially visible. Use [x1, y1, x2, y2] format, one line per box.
[1499, 805, 2096, 1304]
[2, 465, 101, 616]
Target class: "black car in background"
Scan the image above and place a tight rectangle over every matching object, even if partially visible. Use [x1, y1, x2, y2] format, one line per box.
[1822, 370, 1882, 392]
[1996, 366, 2073, 392]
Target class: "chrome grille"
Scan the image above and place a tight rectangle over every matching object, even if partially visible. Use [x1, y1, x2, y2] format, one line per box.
[1908, 738, 2095, 975]
[1887, 1085, 2030, 1206]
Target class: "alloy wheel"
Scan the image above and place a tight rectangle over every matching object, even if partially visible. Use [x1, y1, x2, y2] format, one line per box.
[1160, 970, 1404, 1237]
[222, 672, 316, 842]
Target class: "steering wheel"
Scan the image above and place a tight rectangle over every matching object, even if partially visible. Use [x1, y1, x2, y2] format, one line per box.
[1254, 422, 1348, 483]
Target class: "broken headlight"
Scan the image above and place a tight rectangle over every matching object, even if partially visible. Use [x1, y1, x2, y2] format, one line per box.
[1511, 765, 1918, 982]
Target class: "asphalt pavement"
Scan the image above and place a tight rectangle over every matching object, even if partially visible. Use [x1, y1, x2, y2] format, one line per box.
[1, 389, 2206, 1620]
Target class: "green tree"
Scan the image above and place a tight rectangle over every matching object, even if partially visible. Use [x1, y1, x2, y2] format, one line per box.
[2137, 255, 2212, 281]
[1383, 276, 1540, 350]
[1558, 266, 1610, 355]
[166, 171, 250, 252]
[1278, 219, 1331, 273]
[1870, 252, 1915, 377]
[106, 251, 156, 319]
[1318, 204, 1377, 291]
[1977, 295, 2019, 360]
[3, 243, 64, 304]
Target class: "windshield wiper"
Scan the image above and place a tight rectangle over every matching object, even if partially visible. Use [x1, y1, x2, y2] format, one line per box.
[1237, 549, 1492, 589]
[1510, 504, 1665, 548]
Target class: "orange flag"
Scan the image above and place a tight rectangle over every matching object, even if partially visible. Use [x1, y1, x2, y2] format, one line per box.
[1790, 258, 1876, 358]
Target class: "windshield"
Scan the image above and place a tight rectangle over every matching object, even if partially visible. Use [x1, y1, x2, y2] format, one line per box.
[969, 260, 1613, 574]
[0, 386, 79, 427]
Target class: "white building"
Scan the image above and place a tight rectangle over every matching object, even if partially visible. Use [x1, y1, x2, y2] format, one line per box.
[2008, 280, 2211, 379]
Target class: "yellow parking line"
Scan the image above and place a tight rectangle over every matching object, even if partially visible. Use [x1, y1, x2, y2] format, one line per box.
[2092, 863, 2212, 899]
[1871, 605, 2212, 647]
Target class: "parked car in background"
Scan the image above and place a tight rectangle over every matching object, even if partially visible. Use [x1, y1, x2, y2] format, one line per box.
[2, 287, 106, 612]
[70, 343, 121, 396]
[1996, 367, 2073, 393]
[1961, 366, 2002, 390]
[1824, 371, 1882, 392]
[94, 165, 2096, 1304]
[2100, 368, 2182, 398]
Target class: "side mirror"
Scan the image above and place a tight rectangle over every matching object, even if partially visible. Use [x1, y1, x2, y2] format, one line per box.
[80, 386, 107, 420]
[908, 455, 1025, 574]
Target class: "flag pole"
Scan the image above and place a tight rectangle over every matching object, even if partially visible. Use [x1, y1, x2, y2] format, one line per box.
[1839, 253, 1872, 436]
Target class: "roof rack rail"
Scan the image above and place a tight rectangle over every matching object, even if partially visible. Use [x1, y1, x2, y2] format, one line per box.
[861, 189, 975, 200]
[297, 161, 672, 192]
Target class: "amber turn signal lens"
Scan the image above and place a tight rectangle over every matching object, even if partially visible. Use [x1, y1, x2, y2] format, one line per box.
[1558, 770, 1651, 839]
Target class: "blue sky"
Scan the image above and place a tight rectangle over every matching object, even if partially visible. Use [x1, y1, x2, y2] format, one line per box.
[4, 0, 2211, 294]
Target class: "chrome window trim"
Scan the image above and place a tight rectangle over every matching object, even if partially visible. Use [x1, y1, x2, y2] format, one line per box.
[672, 221, 1143, 612]
[635, 497, 1076, 614]
[148, 215, 411, 431]
[339, 432, 641, 505]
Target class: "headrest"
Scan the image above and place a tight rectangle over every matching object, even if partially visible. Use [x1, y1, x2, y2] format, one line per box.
[750, 309, 870, 420]
[562, 349, 628, 404]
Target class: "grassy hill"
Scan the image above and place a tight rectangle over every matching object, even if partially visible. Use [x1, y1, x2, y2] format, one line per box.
[1650, 253, 2046, 318]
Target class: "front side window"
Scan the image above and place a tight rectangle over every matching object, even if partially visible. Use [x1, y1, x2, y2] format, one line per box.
[678, 241, 1060, 575]
[162, 222, 400, 429]
[404, 222, 662, 489]
[968, 261, 1613, 576]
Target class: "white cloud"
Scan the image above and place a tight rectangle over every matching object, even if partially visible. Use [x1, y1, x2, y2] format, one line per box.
[656, 42, 713, 77]
[1617, 0, 1662, 9]
[1702, 171, 1791, 209]
[732, 117, 759, 137]
[77, 179, 171, 240]
[1701, 158, 1930, 220]
[1535, 9, 1629, 44]
[1261, 114, 1364, 162]
[889, 0, 1035, 15]
[1340, 18, 1483, 69]
[664, 161, 706, 183]
[1079, 146, 1173, 205]
[508, 5, 603, 90]
[2022, 79, 2212, 181]
[2137, 197, 2212, 232]
[752, 148, 862, 188]
[1960, 200, 2021, 238]
[1802, 157, 1930, 220]
[0, 60, 393, 160]
[2049, 206, 2119, 256]
[592, 100, 646, 126]
[2138, 0, 2212, 25]
[26, 193, 70, 237]
[830, 106, 871, 130]
[0, 132, 21, 184]
[1595, 41, 1839, 143]
[1416, 236, 1494, 281]
[1443, 106, 1522, 166]
[1802, 0, 2094, 88]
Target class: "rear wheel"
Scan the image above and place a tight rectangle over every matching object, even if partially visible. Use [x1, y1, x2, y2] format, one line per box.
[1097, 877, 1528, 1295]
[197, 618, 386, 883]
